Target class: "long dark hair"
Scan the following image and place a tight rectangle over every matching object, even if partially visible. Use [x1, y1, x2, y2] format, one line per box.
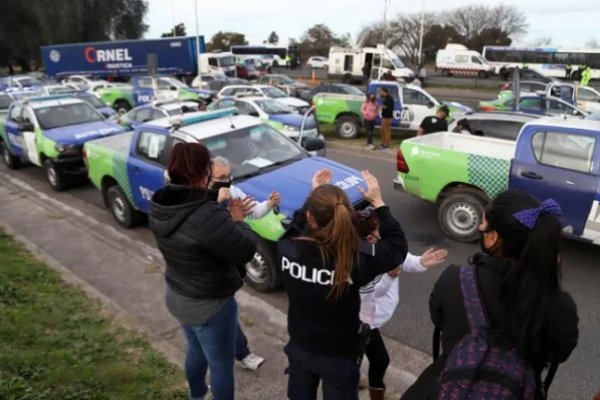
[301, 184, 358, 300]
[167, 143, 212, 188]
[483, 190, 562, 369]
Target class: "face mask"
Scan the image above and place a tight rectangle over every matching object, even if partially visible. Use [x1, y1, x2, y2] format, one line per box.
[208, 180, 231, 201]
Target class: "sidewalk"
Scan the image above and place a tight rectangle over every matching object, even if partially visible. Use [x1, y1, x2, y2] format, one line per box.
[0, 171, 429, 399]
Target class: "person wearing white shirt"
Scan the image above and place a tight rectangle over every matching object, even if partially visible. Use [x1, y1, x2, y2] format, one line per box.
[354, 207, 447, 400]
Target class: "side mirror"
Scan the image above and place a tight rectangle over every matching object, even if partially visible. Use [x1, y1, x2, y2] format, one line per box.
[19, 121, 34, 131]
[303, 138, 325, 152]
[427, 101, 435, 108]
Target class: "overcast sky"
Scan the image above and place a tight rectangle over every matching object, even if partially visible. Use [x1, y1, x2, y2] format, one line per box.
[145, 0, 599, 49]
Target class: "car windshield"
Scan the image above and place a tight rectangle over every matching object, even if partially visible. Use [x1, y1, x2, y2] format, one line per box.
[201, 124, 305, 179]
[276, 75, 294, 84]
[34, 102, 104, 129]
[255, 99, 294, 114]
[160, 78, 187, 89]
[220, 56, 236, 67]
[79, 94, 106, 108]
[344, 85, 364, 95]
[262, 87, 287, 98]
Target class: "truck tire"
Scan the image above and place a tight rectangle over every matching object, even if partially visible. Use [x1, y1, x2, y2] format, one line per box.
[43, 158, 68, 191]
[0, 140, 21, 169]
[115, 100, 131, 115]
[244, 234, 281, 292]
[438, 188, 487, 242]
[335, 115, 360, 139]
[107, 185, 144, 228]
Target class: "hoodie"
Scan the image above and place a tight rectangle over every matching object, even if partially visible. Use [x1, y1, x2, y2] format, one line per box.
[149, 185, 257, 300]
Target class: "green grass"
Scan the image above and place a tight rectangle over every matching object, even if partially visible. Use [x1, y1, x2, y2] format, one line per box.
[320, 123, 415, 149]
[0, 231, 188, 400]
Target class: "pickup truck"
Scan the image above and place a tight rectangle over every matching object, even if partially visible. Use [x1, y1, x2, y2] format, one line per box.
[0, 96, 125, 190]
[314, 81, 471, 139]
[83, 109, 368, 292]
[394, 118, 600, 245]
[97, 76, 213, 114]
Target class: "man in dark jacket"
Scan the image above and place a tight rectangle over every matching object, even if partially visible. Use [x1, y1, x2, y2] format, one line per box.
[378, 87, 394, 150]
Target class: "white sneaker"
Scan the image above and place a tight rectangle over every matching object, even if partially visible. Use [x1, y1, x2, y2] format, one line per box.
[238, 353, 265, 370]
[366, 144, 375, 150]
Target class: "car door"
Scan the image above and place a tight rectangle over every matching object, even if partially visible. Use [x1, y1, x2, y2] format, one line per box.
[132, 77, 155, 106]
[576, 86, 600, 112]
[130, 108, 153, 129]
[155, 78, 179, 102]
[4, 105, 25, 157]
[402, 87, 436, 130]
[510, 127, 598, 236]
[21, 107, 41, 166]
[518, 97, 544, 114]
[128, 129, 170, 214]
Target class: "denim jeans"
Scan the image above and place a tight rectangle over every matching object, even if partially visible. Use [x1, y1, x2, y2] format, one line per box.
[285, 342, 360, 400]
[181, 297, 237, 400]
[235, 322, 251, 361]
[364, 120, 376, 145]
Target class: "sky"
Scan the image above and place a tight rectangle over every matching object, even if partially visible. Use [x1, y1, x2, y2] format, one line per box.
[145, 0, 600, 49]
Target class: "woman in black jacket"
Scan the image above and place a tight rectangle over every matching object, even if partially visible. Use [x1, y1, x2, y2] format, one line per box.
[278, 169, 408, 400]
[402, 190, 579, 400]
[149, 143, 256, 400]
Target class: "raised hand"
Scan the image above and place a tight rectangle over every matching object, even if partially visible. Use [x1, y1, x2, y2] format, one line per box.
[241, 196, 257, 216]
[419, 248, 448, 269]
[227, 199, 246, 221]
[268, 191, 281, 209]
[311, 169, 332, 189]
[357, 170, 384, 208]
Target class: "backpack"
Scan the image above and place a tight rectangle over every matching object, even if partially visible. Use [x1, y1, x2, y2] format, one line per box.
[435, 265, 537, 400]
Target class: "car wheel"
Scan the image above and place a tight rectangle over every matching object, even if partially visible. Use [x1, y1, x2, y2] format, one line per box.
[107, 185, 144, 228]
[43, 158, 68, 191]
[335, 115, 360, 139]
[0, 140, 21, 169]
[438, 188, 487, 242]
[244, 234, 281, 292]
[115, 100, 131, 115]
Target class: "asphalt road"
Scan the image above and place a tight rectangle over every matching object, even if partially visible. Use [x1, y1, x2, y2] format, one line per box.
[2, 145, 598, 399]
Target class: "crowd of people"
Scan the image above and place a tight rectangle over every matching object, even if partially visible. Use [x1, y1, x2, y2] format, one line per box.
[148, 140, 580, 400]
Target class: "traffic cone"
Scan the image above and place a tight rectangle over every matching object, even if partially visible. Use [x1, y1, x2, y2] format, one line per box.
[311, 70, 317, 85]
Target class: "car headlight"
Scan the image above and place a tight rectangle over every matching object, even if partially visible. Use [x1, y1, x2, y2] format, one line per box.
[283, 125, 300, 132]
[55, 144, 81, 156]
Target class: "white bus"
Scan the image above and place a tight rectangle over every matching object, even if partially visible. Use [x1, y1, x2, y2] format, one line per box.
[482, 46, 600, 80]
[230, 45, 289, 68]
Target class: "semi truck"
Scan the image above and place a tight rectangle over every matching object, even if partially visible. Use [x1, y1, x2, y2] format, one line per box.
[41, 36, 207, 80]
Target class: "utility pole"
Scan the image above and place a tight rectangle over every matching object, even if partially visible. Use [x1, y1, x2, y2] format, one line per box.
[195, 0, 201, 79]
[382, 0, 390, 45]
[418, 0, 426, 64]
[171, 0, 176, 36]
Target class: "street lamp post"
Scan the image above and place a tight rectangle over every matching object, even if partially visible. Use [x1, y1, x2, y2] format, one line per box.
[194, 0, 201, 80]
[418, 0, 425, 65]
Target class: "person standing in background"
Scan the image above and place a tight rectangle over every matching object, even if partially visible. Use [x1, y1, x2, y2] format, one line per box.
[361, 93, 380, 150]
[378, 88, 394, 150]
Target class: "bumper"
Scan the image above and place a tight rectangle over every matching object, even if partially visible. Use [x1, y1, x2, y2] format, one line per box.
[393, 176, 406, 192]
[53, 155, 87, 177]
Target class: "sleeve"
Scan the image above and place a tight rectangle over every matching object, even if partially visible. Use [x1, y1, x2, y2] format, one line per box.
[281, 201, 308, 239]
[357, 206, 408, 285]
[229, 185, 247, 200]
[419, 117, 429, 130]
[552, 292, 579, 364]
[429, 266, 453, 329]
[249, 200, 271, 219]
[400, 252, 428, 273]
[373, 274, 396, 298]
[196, 206, 257, 266]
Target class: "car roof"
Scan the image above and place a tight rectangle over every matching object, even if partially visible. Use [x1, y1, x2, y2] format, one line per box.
[25, 97, 85, 109]
[525, 117, 600, 131]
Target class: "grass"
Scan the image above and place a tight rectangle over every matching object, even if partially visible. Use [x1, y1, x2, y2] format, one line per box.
[0, 231, 188, 400]
[320, 123, 415, 150]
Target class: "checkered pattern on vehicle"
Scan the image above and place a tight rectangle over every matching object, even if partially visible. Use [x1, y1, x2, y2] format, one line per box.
[112, 153, 134, 204]
[467, 154, 510, 199]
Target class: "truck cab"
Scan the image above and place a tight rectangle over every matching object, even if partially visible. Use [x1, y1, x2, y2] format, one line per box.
[198, 52, 237, 77]
[546, 82, 600, 113]
[328, 45, 414, 83]
[0, 96, 125, 190]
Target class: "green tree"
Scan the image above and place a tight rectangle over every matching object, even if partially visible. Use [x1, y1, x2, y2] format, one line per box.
[161, 23, 186, 38]
[0, 0, 148, 71]
[267, 31, 279, 44]
[206, 31, 248, 52]
[299, 24, 350, 59]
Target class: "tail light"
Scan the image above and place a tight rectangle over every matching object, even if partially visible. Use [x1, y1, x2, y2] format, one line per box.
[479, 105, 496, 112]
[396, 148, 409, 173]
[500, 83, 509, 90]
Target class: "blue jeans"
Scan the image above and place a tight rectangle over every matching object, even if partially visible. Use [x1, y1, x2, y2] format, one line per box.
[182, 297, 237, 400]
[285, 342, 360, 400]
[235, 322, 250, 361]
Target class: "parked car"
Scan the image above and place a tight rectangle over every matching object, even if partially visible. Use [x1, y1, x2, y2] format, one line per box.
[236, 64, 261, 80]
[497, 80, 548, 99]
[479, 94, 589, 117]
[257, 74, 308, 97]
[447, 112, 541, 141]
[498, 67, 557, 83]
[116, 100, 200, 129]
[207, 96, 324, 154]
[42, 84, 80, 95]
[297, 83, 365, 102]
[217, 84, 310, 114]
[306, 56, 328, 69]
[72, 92, 118, 119]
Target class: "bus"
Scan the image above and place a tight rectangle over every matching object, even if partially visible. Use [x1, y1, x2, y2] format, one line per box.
[230, 45, 290, 67]
[482, 46, 600, 80]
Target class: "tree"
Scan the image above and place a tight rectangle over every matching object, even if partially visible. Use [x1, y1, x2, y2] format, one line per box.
[298, 24, 350, 58]
[585, 37, 600, 48]
[161, 23, 186, 38]
[0, 0, 148, 71]
[528, 37, 553, 47]
[267, 31, 279, 44]
[206, 31, 248, 52]
[422, 24, 462, 62]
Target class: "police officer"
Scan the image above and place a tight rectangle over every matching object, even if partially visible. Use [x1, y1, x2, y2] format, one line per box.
[278, 169, 407, 400]
[565, 63, 572, 80]
[581, 64, 593, 86]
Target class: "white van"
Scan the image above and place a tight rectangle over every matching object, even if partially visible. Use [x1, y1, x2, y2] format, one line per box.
[198, 51, 237, 78]
[435, 44, 495, 78]
[328, 44, 414, 83]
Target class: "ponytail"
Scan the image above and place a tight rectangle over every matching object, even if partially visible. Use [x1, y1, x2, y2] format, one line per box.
[329, 202, 358, 299]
